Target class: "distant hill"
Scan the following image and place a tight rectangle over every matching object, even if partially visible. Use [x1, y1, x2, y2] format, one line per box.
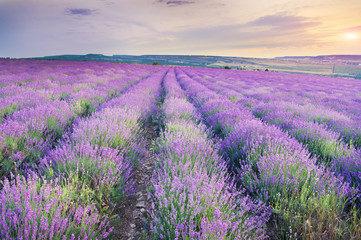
[314, 55, 361, 61]
[277, 55, 361, 61]
[29, 54, 255, 68]
[28, 54, 361, 79]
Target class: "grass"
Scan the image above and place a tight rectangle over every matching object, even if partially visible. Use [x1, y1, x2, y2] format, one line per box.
[73, 98, 96, 117]
[0, 104, 18, 120]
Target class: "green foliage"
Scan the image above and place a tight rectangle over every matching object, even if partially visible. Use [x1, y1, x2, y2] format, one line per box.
[152, 61, 159, 65]
[270, 180, 348, 239]
[342, 129, 361, 149]
[224, 66, 231, 69]
[44, 150, 127, 213]
[253, 109, 268, 119]
[107, 89, 119, 98]
[245, 102, 254, 108]
[228, 95, 238, 103]
[293, 129, 352, 165]
[74, 98, 95, 117]
[0, 136, 27, 177]
[46, 116, 68, 142]
[94, 96, 105, 103]
[59, 92, 70, 101]
[0, 104, 18, 120]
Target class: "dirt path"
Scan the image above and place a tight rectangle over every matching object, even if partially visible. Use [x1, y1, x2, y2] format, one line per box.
[114, 124, 158, 240]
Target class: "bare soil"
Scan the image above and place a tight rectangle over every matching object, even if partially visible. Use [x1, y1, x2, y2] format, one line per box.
[113, 125, 158, 240]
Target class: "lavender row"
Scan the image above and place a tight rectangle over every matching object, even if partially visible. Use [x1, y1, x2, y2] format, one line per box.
[0, 62, 153, 121]
[252, 101, 361, 190]
[150, 68, 270, 239]
[0, 67, 166, 239]
[0, 59, 146, 87]
[186, 69, 361, 191]
[182, 69, 361, 198]
[176, 67, 360, 239]
[40, 67, 165, 232]
[0, 66, 153, 179]
[187, 67, 361, 148]
[0, 62, 149, 123]
[0, 172, 113, 239]
[245, 97, 361, 149]
[255, 100, 361, 149]
[190, 67, 361, 120]
[195, 69, 361, 191]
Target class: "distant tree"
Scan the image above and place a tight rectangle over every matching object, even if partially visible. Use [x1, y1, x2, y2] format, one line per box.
[265, 68, 269, 71]
[224, 66, 231, 69]
[152, 61, 159, 65]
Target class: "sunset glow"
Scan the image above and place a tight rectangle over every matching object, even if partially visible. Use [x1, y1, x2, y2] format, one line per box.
[0, 0, 360, 58]
[345, 32, 358, 40]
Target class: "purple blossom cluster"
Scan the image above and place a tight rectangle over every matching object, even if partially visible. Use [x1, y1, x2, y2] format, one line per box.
[0, 100, 75, 177]
[37, 68, 166, 235]
[175, 67, 359, 238]
[40, 68, 166, 206]
[186, 67, 361, 148]
[0, 60, 153, 122]
[100, 69, 165, 120]
[0, 60, 156, 179]
[150, 69, 271, 239]
[0, 172, 112, 239]
[0, 59, 163, 239]
[184, 68, 361, 197]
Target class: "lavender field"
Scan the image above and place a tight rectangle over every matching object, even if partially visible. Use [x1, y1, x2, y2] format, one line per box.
[1, 59, 361, 239]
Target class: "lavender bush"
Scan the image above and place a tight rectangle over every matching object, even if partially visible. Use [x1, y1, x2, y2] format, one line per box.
[0, 59, 164, 239]
[176, 67, 360, 239]
[0, 172, 112, 239]
[150, 69, 270, 239]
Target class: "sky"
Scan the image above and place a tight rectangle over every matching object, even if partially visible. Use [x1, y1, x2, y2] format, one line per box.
[0, 0, 361, 58]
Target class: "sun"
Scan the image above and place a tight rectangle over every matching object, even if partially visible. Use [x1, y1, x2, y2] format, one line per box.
[344, 32, 358, 40]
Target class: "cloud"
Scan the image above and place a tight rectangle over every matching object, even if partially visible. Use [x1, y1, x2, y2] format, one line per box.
[246, 13, 320, 31]
[158, 13, 324, 53]
[347, 25, 361, 32]
[99, 0, 115, 6]
[65, 8, 98, 16]
[157, 0, 195, 7]
[167, 13, 321, 42]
